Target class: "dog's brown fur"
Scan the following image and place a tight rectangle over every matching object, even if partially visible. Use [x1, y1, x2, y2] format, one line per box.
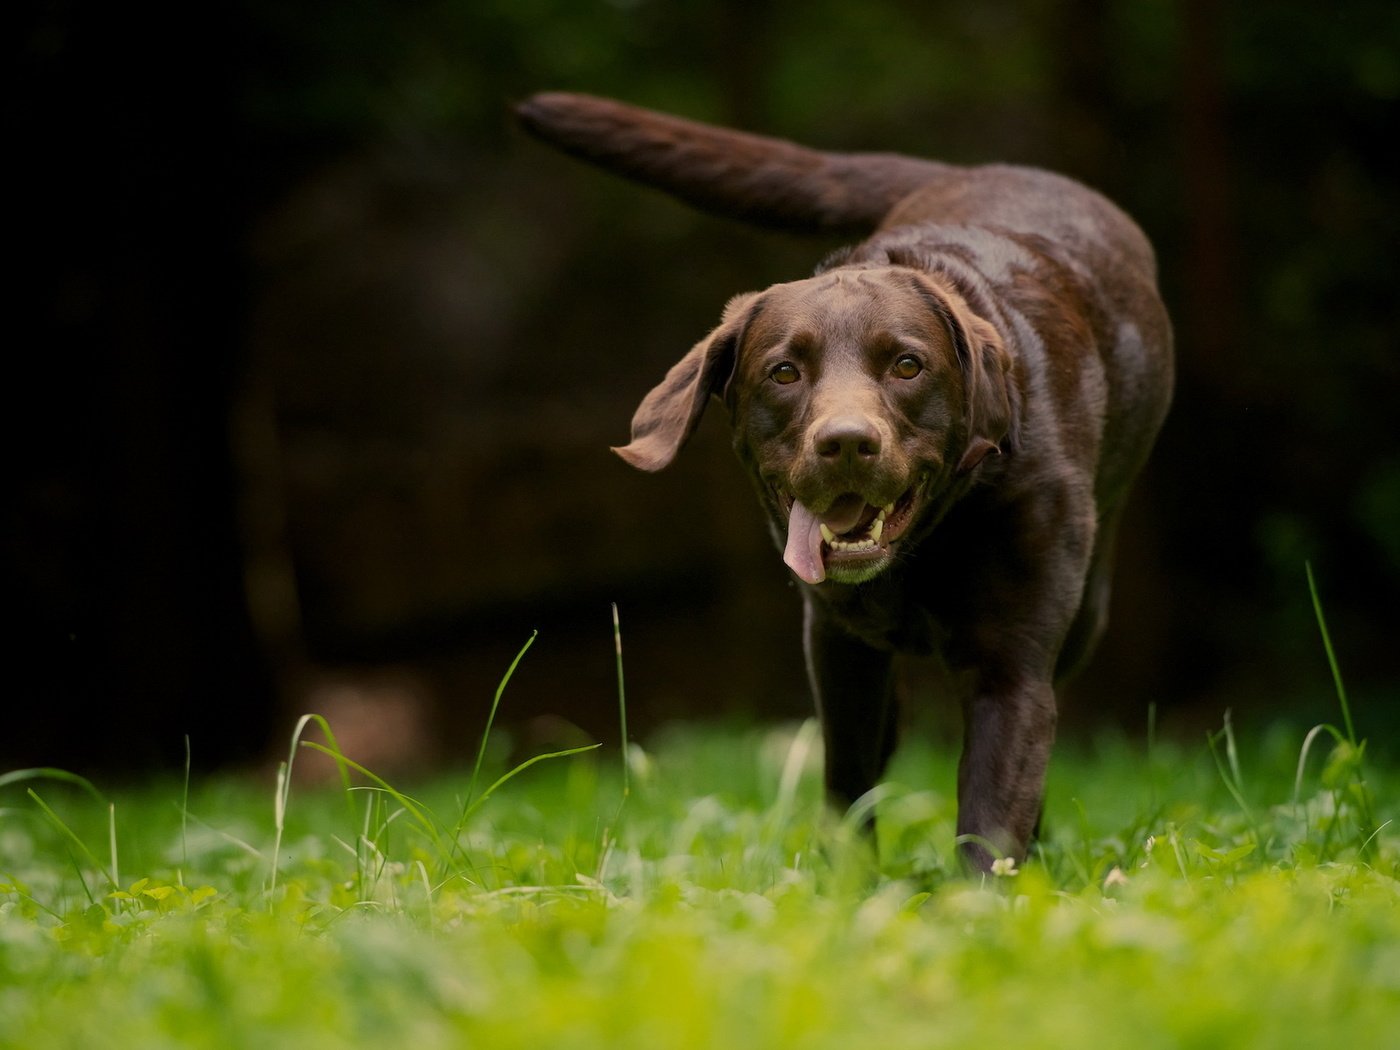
[517, 93, 1173, 870]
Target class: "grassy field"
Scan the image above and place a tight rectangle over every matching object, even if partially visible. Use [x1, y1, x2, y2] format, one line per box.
[2, 606, 1397, 1048]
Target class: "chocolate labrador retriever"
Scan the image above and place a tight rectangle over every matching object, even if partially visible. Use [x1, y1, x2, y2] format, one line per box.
[517, 93, 1173, 870]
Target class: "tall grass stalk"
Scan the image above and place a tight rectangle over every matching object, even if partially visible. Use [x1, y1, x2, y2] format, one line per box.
[462, 631, 537, 816]
[1282, 564, 1378, 860]
[769, 718, 820, 840]
[178, 735, 191, 887]
[1207, 710, 1258, 839]
[25, 789, 115, 900]
[0, 769, 113, 896]
[612, 603, 630, 802]
[262, 634, 603, 882]
[1305, 562, 1355, 744]
[269, 713, 355, 900]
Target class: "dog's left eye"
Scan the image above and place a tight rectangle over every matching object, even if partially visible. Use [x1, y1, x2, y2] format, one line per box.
[770, 362, 801, 385]
[892, 355, 923, 379]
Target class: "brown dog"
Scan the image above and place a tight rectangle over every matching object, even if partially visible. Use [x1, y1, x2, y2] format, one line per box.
[517, 93, 1173, 870]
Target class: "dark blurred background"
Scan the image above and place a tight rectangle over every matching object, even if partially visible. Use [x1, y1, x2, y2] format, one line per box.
[8, 0, 1398, 775]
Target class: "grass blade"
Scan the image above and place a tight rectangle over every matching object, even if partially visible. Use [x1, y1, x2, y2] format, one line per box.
[108, 803, 118, 889]
[179, 735, 191, 886]
[0, 768, 106, 804]
[1303, 562, 1377, 856]
[465, 631, 538, 813]
[767, 719, 820, 844]
[298, 741, 444, 852]
[612, 603, 630, 802]
[1206, 711, 1257, 836]
[456, 743, 602, 828]
[269, 713, 353, 898]
[26, 789, 118, 891]
[1292, 723, 1344, 812]
[1305, 562, 1355, 744]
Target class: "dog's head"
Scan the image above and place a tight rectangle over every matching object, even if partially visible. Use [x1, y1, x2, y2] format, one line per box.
[615, 266, 1013, 585]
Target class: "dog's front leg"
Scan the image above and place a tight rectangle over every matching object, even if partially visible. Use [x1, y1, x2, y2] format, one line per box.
[803, 600, 898, 813]
[955, 672, 1057, 872]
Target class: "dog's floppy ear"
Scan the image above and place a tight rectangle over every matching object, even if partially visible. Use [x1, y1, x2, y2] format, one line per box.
[907, 273, 1015, 473]
[951, 301, 1015, 473]
[613, 293, 759, 472]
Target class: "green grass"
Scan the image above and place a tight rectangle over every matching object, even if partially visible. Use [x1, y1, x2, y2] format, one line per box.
[2, 586, 1396, 1048]
[2, 700, 1396, 1049]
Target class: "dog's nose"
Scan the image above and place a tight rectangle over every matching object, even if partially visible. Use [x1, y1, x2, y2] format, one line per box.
[814, 416, 882, 461]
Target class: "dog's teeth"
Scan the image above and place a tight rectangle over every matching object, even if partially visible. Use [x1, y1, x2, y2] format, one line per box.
[819, 523, 836, 545]
[883, 502, 894, 515]
[830, 537, 879, 553]
[870, 517, 883, 543]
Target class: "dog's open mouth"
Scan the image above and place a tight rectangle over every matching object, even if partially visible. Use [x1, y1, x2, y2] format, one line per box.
[779, 481, 924, 585]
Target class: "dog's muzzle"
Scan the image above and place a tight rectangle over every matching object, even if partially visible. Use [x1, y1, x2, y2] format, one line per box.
[779, 480, 926, 585]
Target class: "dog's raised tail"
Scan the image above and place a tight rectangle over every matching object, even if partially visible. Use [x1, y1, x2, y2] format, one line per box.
[515, 92, 950, 236]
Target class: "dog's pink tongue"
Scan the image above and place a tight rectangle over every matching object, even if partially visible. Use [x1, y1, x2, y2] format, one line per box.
[783, 500, 826, 584]
[783, 495, 867, 585]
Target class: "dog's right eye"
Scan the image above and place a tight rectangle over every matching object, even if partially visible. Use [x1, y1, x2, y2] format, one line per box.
[770, 362, 801, 385]
[892, 355, 924, 380]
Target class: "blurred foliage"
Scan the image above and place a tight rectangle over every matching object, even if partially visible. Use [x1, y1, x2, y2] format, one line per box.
[11, 0, 1399, 769]
[236, 0, 1399, 691]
